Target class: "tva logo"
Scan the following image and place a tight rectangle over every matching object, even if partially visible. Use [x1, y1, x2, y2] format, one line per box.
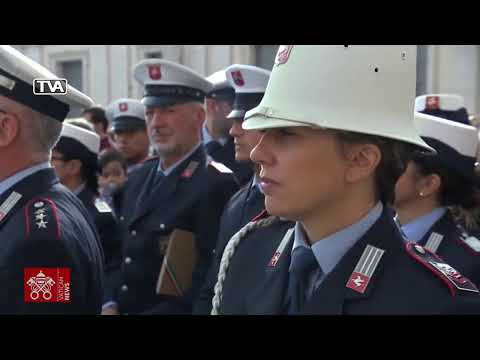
[33, 79, 68, 95]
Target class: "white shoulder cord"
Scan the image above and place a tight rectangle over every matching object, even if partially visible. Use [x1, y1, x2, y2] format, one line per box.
[211, 216, 278, 315]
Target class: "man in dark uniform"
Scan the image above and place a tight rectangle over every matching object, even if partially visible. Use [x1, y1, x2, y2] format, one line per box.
[106, 98, 150, 174]
[51, 120, 122, 276]
[194, 64, 282, 314]
[204, 69, 252, 186]
[0, 45, 104, 314]
[210, 45, 480, 315]
[102, 59, 238, 315]
[416, 93, 471, 125]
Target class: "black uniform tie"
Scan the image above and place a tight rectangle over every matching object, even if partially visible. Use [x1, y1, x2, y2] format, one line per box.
[287, 246, 321, 314]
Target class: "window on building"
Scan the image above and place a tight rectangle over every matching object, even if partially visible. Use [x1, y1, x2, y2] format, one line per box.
[145, 51, 163, 59]
[57, 59, 83, 118]
[255, 45, 278, 70]
[58, 60, 83, 91]
[416, 45, 429, 96]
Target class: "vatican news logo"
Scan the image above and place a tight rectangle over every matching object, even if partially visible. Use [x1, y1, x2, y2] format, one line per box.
[24, 268, 71, 303]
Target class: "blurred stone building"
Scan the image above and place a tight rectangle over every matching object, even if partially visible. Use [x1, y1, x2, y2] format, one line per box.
[12, 45, 480, 121]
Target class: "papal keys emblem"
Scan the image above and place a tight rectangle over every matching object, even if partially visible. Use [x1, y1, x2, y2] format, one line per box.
[26, 271, 56, 300]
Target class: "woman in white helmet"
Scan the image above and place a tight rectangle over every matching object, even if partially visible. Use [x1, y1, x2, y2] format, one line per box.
[210, 45, 480, 315]
[394, 112, 480, 286]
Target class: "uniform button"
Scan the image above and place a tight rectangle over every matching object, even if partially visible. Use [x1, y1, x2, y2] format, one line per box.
[125, 257, 132, 264]
[120, 216, 124, 221]
[121, 285, 128, 292]
[159, 223, 165, 230]
[131, 230, 137, 236]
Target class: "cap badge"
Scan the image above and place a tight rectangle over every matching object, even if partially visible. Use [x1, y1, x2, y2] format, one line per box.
[275, 45, 294, 66]
[148, 64, 162, 80]
[119, 103, 128, 112]
[426, 96, 440, 111]
[231, 71, 245, 87]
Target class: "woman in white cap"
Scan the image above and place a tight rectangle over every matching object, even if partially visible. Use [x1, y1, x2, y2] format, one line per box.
[394, 113, 480, 286]
[210, 45, 480, 315]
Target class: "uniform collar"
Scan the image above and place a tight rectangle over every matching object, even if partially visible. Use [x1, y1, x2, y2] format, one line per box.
[0, 161, 51, 197]
[73, 182, 87, 196]
[292, 202, 383, 276]
[252, 173, 264, 194]
[157, 142, 202, 177]
[202, 122, 228, 146]
[401, 207, 447, 243]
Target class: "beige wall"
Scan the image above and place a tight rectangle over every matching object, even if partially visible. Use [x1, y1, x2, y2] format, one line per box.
[14, 45, 480, 116]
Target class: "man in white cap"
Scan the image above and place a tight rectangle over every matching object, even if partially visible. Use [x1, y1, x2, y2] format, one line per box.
[194, 64, 292, 314]
[210, 45, 480, 315]
[51, 120, 122, 282]
[102, 59, 238, 315]
[416, 94, 471, 125]
[106, 98, 150, 174]
[394, 113, 480, 286]
[204, 69, 252, 185]
[0, 45, 104, 314]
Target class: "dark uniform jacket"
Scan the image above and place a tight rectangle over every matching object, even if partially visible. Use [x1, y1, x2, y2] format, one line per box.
[417, 210, 480, 287]
[0, 168, 104, 314]
[204, 137, 252, 186]
[108, 146, 238, 314]
[77, 187, 122, 273]
[218, 206, 480, 315]
[193, 178, 266, 314]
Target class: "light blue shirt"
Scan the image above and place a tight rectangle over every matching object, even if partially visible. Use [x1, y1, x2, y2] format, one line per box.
[202, 123, 228, 146]
[0, 162, 51, 197]
[156, 143, 202, 177]
[401, 207, 447, 243]
[252, 173, 264, 194]
[292, 202, 383, 298]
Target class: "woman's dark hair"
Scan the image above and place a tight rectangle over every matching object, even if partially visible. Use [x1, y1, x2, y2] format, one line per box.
[83, 106, 109, 132]
[335, 131, 418, 206]
[98, 149, 128, 173]
[411, 152, 480, 209]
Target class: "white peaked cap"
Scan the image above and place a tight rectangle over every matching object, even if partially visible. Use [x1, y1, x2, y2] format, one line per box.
[60, 122, 100, 155]
[0, 45, 94, 121]
[415, 94, 465, 112]
[414, 112, 478, 158]
[225, 64, 271, 94]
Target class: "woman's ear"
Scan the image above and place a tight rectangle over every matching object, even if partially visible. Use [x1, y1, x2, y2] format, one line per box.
[0, 112, 19, 147]
[344, 143, 382, 184]
[417, 173, 442, 198]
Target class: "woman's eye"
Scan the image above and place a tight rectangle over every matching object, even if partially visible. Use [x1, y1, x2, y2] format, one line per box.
[278, 129, 296, 137]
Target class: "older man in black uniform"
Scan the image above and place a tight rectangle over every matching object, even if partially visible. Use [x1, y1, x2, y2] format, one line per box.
[204, 69, 252, 186]
[0, 45, 104, 314]
[51, 121, 121, 276]
[102, 59, 238, 315]
[194, 64, 290, 314]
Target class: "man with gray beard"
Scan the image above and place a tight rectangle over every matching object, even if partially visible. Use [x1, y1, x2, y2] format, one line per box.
[102, 59, 238, 315]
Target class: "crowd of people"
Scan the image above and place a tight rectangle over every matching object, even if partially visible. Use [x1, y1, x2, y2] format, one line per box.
[1, 44, 480, 314]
